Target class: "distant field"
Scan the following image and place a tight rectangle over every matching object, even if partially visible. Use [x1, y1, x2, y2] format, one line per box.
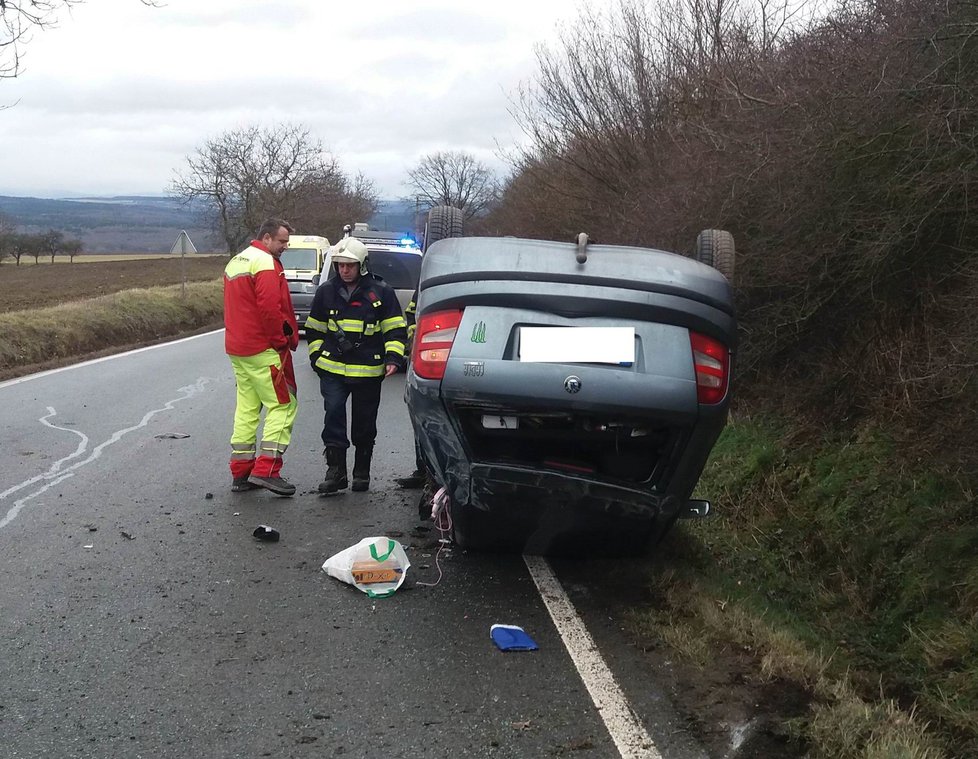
[0, 255, 229, 313]
[8, 253, 226, 264]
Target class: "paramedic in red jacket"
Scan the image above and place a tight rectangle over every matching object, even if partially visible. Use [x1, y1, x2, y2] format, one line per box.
[223, 218, 300, 496]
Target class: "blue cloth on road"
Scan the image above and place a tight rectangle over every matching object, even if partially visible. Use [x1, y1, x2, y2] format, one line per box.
[490, 624, 538, 652]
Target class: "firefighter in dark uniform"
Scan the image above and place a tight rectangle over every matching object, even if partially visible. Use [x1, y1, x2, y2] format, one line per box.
[306, 237, 408, 493]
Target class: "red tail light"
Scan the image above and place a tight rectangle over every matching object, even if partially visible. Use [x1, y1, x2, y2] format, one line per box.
[412, 309, 463, 379]
[689, 331, 729, 404]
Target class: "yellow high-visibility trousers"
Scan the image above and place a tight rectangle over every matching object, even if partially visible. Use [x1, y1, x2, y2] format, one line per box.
[228, 349, 298, 479]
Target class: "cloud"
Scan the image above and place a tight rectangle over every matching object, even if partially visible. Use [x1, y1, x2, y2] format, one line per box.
[348, 8, 510, 44]
[157, 1, 314, 28]
[8, 74, 363, 117]
[0, 0, 578, 198]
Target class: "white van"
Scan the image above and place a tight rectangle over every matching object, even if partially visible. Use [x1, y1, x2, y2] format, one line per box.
[280, 234, 330, 328]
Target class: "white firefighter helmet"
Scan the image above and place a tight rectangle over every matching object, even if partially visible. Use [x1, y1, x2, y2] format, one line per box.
[331, 236, 369, 276]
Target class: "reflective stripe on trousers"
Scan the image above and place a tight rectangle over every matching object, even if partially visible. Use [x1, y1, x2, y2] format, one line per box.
[228, 349, 298, 478]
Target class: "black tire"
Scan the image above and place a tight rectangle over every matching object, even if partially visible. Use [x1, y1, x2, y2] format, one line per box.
[694, 229, 735, 282]
[424, 206, 464, 252]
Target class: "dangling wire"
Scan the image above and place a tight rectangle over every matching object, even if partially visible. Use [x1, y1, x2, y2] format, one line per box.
[415, 487, 452, 588]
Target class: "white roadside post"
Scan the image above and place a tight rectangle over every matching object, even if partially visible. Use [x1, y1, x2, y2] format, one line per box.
[169, 230, 198, 298]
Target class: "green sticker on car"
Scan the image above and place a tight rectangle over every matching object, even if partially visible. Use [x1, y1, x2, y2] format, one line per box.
[471, 321, 487, 343]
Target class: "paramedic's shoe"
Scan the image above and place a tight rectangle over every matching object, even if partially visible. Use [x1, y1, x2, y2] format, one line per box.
[231, 477, 259, 492]
[247, 474, 296, 497]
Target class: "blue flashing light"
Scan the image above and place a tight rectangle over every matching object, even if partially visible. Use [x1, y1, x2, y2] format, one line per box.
[400, 237, 418, 248]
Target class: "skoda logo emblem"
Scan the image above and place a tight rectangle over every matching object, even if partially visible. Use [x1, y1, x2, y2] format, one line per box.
[564, 375, 582, 394]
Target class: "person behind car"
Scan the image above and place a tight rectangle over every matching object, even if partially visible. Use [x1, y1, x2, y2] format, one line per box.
[223, 218, 300, 496]
[395, 287, 426, 490]
[306, 237, 408, 493]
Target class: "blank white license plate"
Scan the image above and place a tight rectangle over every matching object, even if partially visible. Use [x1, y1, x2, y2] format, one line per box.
[482, 415, 519, 430]
[519, 327, 635, 364]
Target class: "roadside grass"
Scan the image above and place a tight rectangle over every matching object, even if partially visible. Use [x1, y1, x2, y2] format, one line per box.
[629, 415, 976, 757]
[0, 281, 223, 375]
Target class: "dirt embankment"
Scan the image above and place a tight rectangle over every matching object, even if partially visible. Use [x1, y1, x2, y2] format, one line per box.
[0, 257, 229, 380]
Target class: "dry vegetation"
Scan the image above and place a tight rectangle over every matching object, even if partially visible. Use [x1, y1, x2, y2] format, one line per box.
[0, 256, 227, 379]
[0, 280, 223, 381]
[488, 0, 978, 465]
[483, 0, 978, 754]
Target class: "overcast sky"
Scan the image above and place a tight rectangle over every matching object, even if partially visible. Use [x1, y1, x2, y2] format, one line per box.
[0, 0, 584, 199]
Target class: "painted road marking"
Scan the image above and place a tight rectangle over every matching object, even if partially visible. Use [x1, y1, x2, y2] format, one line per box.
[525, 555, 662, 759]
[0, 329, 223, 390]
[0, 378, 212, 531]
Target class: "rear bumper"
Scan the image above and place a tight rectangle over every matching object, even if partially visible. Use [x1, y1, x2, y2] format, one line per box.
[407, 379, 690, 522]
[469, 462, 675, 520]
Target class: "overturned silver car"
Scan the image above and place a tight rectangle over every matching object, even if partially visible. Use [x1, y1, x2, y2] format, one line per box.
[405, 225, 736, 554]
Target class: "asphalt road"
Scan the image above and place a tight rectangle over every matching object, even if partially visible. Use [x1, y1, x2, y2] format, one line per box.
[0, 331, 708, 759]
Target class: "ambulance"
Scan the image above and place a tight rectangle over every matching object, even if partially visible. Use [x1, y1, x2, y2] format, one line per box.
[280, 234, 331, 329]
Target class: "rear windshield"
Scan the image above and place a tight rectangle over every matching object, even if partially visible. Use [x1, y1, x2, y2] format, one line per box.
[368, 250, 422, 290]
[280, 247, 319, 270]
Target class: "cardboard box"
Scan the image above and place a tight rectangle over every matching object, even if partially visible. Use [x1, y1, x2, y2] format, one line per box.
[351, 561, 402, 585]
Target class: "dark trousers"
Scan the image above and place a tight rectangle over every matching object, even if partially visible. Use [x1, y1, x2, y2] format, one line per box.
[319, 373, 382, 450]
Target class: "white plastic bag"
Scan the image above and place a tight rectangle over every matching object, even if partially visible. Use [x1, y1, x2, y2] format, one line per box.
[322, 536, 411, 598]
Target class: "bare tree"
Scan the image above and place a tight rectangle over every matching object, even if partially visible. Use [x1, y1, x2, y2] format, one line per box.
[8, 233, 27, 265]
[405, 151, 499, 220]
[0, 212, 15, 263]
[41, 228, 63, 262]
[171, 124, 377, 252]
[1, 1, 157, 79]
[25, 232, 42, 264]
[291, 170, 379, 240]
[62, 237, 83, 262]
[4, 232, 42, 265]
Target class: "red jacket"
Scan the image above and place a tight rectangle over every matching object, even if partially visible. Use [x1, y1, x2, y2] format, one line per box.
[223, 240, 299, 356]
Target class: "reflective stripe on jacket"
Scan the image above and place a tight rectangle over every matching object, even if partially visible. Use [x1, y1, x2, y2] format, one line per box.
[224, 242, 298, 356]
[306, 274, 407, 380]
[405, 287, 418, 340]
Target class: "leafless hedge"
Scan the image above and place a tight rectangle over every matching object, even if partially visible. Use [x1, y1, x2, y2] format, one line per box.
[490, 0, 978, 464]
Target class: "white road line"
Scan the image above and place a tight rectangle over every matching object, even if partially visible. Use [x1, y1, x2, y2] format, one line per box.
[0, 329, 224, 390]
[524, 555, 662, 759]
[0, 407, 89, 503]
[0, 378, 213, 531]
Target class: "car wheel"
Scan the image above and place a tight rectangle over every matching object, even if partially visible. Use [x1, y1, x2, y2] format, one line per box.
[694, 229, 735, 282]
[424, 206, 464, 251]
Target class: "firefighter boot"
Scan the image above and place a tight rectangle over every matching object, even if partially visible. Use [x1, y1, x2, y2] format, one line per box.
[318, 447, 349, 494]
[351, 446, 373, 492]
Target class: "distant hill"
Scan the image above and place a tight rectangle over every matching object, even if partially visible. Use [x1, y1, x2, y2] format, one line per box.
[371, 200, 423, 238]
[0, 195, 422, 253]
[0, 195, 218, 253]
